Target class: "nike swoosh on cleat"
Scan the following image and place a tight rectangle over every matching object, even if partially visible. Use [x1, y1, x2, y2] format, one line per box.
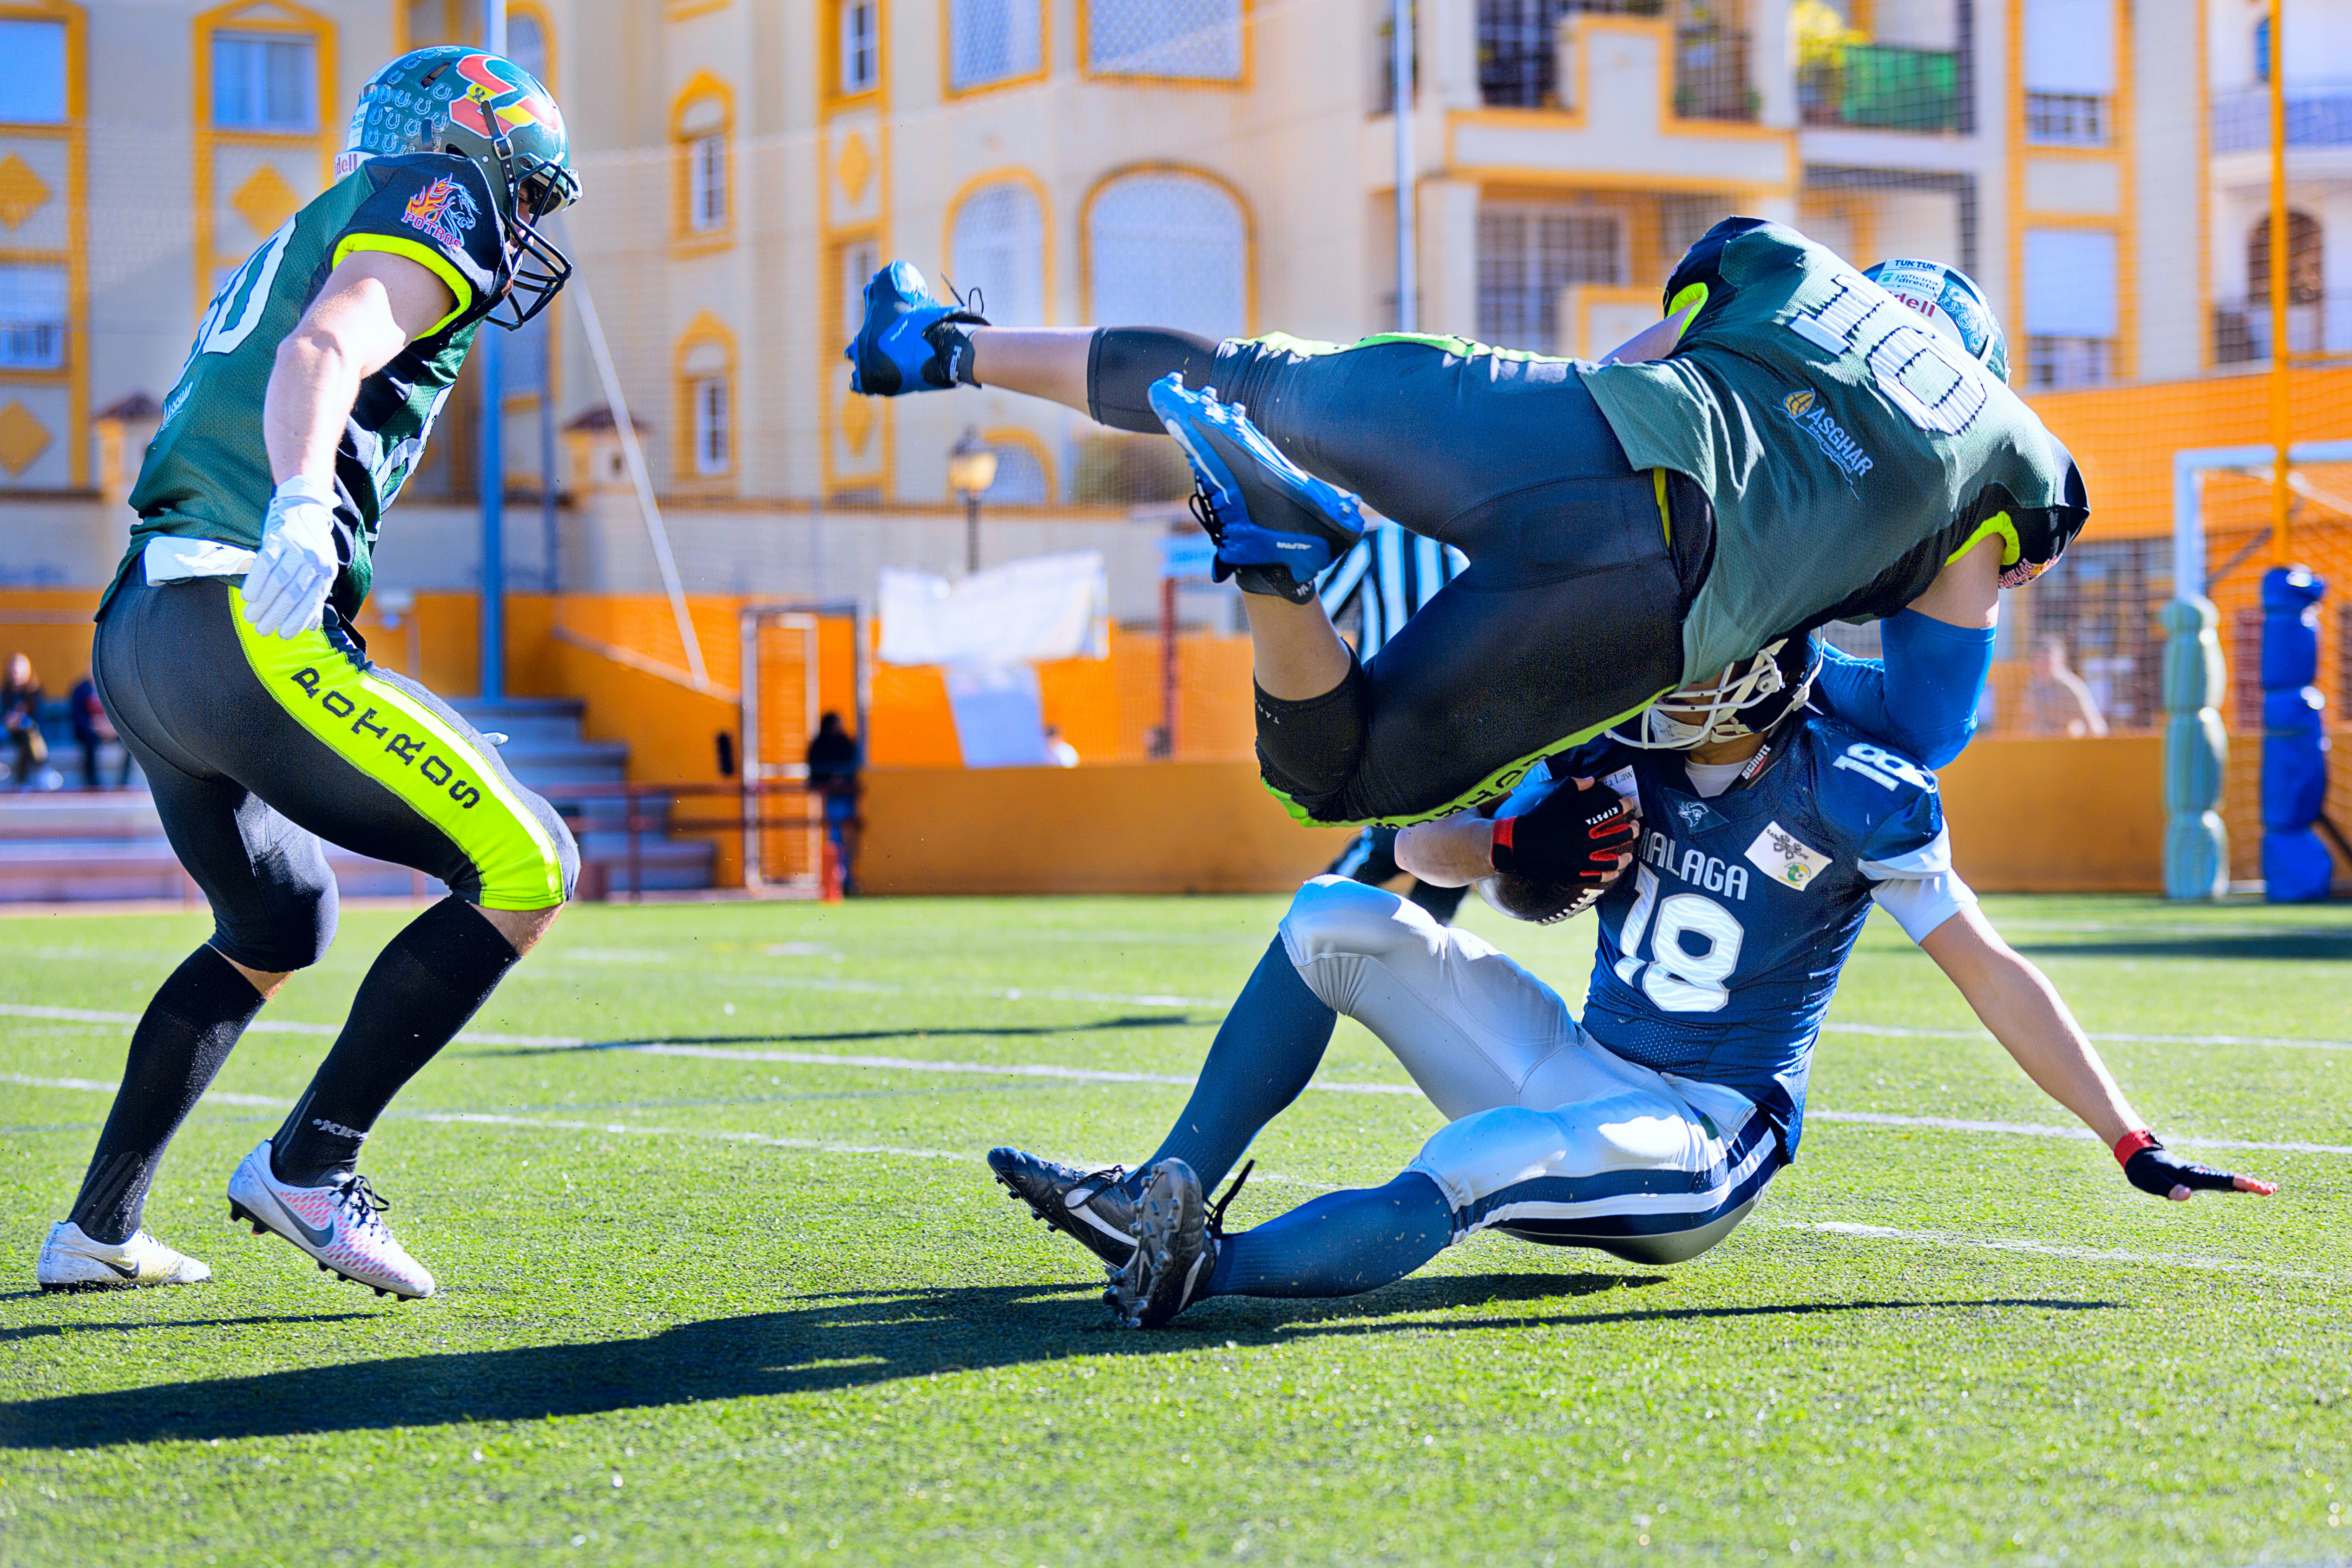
[267, 1192, 336, 1249]
[100, 1255, 141, 1280]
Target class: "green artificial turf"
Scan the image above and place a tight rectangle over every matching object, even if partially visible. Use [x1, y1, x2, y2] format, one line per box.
[0, 892, 2346, 1565]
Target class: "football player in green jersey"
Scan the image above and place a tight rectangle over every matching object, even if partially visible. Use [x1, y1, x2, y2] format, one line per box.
[845, 220, 2082, 827]
[36, 48, 583, 1300]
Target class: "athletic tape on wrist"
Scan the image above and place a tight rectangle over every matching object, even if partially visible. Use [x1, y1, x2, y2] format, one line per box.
[2113, 1128, 2160, 1165]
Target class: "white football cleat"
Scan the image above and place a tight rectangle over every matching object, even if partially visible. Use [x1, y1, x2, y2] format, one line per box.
[37, 1220, 213, 1293]
[226, 1141, 436, 1300]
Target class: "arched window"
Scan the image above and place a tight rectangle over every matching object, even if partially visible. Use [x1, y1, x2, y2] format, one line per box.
[1086, 0, 1240, 79]
[671, 75, 733, 244]
[675, 314, 738, 484]
[1087, 171, 1247, 340]
[951, 0, 1042, 91]
[2249, 210, 2324, 306]
[949, 179, 1046, 328]
[982, 432, 1051, 503]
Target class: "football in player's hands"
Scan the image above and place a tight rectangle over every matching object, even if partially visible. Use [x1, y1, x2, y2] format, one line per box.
[2116, 1131, 2277, 1201]
[1477, 774, 1639, 925]
[1491, 774, 1639, 885]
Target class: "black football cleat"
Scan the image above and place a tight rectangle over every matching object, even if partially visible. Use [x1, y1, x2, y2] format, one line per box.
[1105, 1158, 1217, 1330]
[987, 1147, 1138, 1266]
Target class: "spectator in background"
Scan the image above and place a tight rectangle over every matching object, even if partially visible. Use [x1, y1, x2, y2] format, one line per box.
[1044, 724, 1081, 768]
[2, 654, 46, 789]
[68, 675, 129, 789]
[2025, 638, 2109, 739]
[806, 711, 863, 894]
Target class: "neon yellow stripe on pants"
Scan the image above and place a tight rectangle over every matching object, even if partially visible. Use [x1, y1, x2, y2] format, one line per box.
[232, 598, 566, 910]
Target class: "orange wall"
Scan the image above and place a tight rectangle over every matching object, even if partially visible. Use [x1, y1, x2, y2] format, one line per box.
[0, 589, 100, 694]
[858, 761, 1358, 895]
[852, 738, 2179, 897]
[1939, 735, 2166, 892]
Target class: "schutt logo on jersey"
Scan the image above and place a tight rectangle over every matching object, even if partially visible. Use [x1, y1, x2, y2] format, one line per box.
[403, 175, 480, 249]
[1781, 387, 1874, 481]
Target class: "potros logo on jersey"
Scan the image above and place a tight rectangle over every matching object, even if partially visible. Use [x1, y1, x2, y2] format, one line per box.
[402, 174, 479, 249]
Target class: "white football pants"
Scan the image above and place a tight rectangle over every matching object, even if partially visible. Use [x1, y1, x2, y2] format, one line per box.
[1278, 876, 1780, 1266]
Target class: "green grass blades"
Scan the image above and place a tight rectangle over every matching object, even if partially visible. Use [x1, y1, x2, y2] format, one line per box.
[0, 893, 2346, 1565]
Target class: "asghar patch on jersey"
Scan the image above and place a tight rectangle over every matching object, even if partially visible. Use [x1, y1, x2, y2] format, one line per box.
[1744, 820, 1831, 891]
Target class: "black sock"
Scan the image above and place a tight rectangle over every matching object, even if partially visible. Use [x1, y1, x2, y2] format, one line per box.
[272, 898, 522, 1186]
[69, 946, 266, 1245]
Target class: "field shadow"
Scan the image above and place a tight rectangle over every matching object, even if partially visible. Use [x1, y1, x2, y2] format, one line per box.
[0, 1277, 2115, 1450]
[0, 1312, 370, 1345]
[486, 1014, 1200, 1057]
[2008, 931, 2352, 963]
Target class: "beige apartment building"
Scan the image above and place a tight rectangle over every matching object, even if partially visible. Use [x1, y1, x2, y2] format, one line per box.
[0, 0, 2206, 615]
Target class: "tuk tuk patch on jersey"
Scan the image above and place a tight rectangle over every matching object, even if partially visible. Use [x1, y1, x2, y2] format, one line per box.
[1745, 820, 1832, 891]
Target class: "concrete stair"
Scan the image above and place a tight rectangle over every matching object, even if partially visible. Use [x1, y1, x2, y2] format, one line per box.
[0, 697, 714, 903]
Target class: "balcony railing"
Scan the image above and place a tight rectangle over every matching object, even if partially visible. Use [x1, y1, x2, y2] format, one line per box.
[2212, 86, 2352, 154]
[1798, 43, 1961, 133]
[1477, 0, 1755, 121]
[2211, 296, 2352, 363]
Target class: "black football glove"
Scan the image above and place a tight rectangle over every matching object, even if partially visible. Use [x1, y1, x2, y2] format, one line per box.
[2116, 1132, 2276, 1201]
[1490, 775, 1639, 891]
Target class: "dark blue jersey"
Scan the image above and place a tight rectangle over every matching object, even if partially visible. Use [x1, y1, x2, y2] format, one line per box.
[1564, 717, 1949, 1159]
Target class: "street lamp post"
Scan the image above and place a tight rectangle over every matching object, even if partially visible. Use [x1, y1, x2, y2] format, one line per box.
[946, 428, 998, 576]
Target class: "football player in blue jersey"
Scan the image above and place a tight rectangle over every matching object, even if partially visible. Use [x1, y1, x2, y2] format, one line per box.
[990, 637, 2275, 1328]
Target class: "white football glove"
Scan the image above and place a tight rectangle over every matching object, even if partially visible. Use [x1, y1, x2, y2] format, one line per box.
[242, 474, 341, 641]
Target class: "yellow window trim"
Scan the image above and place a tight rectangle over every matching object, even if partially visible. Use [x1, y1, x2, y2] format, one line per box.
[333, 232, 473, 335]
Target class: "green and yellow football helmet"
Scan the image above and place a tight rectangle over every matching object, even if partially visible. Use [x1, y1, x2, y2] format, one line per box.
[338, 46, 581, 328]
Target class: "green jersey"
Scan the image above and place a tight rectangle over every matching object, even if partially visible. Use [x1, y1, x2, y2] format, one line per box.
[109, 152, 513, 617]
[1578, 219, 2087, 681]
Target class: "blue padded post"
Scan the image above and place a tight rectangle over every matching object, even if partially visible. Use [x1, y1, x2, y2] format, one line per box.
[2259, 566, 2332, 902]
[2161, 596, 2229, 899]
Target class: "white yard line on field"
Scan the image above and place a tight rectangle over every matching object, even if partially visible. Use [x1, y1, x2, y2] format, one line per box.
[13, 997, 2351, 1054]
[6, 1048, 2348, 1157]
[1820, 1020, 2352, 1052]
[2, 1069, 2309, 1281]
[1762, 1219, 2321, 1279]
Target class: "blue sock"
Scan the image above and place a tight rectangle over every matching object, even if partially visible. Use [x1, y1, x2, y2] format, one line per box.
[1205, 1172, 1455, 1299]
[1124, 938, 1336, 1198]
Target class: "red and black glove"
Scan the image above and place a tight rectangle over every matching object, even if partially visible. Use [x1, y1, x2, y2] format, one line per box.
[2114, 1129, 2277, 1201]
[1491, 776, 1639, 895]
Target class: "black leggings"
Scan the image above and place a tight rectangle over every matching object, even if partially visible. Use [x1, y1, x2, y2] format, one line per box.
[1089, 329, 1709, 824]
[94, 571, 578, 972]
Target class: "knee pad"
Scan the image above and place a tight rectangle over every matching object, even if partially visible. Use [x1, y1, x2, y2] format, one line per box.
[1255, 656, 1369, 823]
[212, 873, 338, 973]
[1280, 874, 1435, 979]
[1408, 1104, 1573, 1214]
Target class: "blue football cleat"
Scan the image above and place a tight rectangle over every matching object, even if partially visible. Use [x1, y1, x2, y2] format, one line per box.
[843, 262, 987, 395]
[1149, 374, 1365, 604]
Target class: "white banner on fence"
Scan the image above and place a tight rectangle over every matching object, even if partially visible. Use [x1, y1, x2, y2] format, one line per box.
[943, 663, 1050, 768]
[878, 551, 1110, 667]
